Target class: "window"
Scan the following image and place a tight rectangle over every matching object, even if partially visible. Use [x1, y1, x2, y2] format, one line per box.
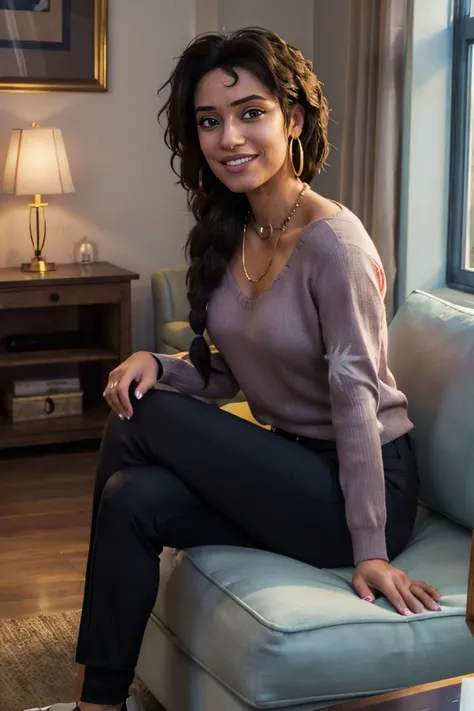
[449, 0, 474, 288]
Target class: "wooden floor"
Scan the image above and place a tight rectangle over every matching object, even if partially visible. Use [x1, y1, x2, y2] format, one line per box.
[0, 442, 98, 619]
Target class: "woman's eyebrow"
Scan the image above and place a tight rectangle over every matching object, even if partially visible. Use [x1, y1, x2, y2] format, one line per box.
[195, 94, 268, 114]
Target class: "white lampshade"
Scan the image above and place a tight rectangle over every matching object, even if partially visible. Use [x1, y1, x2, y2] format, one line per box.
[2, 126, 75, 196]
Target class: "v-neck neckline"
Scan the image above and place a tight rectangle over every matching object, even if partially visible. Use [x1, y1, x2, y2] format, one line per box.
[227, 205, 345, 308]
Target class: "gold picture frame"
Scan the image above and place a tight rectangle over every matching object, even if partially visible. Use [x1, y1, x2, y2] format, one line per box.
[0, 0, 107, 92]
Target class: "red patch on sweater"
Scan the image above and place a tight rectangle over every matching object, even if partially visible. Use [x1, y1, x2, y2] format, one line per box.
[371, 259, 386, 295]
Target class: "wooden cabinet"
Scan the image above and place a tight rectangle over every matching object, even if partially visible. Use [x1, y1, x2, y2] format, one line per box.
[0, 261, 139, 450]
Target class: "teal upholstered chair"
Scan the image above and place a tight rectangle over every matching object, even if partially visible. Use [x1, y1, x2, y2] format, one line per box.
[151, 267, 201, 355]
[137, 276, 474, 710]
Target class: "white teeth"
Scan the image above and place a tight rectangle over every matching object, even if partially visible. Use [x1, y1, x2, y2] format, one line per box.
[226, 156, 255, 166]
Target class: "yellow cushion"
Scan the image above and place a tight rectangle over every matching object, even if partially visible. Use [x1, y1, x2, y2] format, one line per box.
[220, 401, 271, 429]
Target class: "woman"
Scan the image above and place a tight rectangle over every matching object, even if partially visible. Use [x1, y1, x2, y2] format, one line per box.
[39, 26, 441, 711]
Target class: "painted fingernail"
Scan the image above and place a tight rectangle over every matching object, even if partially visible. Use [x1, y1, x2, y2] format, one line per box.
[362, 596, 374, 602]
[435, 604, 442, 611]
[135, 390, 142, 400]
[403, 609, 414, 616]
[119, 414, 124, 420]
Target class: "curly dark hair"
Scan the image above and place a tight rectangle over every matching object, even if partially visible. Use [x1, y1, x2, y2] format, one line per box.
[157, 26, 329, 386]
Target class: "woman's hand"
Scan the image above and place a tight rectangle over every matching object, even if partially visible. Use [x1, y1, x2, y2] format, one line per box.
[103, 351, 159, 420]
[353, 559, 442, 616]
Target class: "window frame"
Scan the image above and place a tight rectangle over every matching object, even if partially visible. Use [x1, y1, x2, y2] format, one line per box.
[448, 0, 474, 289]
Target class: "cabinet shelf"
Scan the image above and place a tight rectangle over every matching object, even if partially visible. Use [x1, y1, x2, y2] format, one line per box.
[0, 402, 110, 449]
[0, 260, 139, 450]
[0, 347, 120, 369]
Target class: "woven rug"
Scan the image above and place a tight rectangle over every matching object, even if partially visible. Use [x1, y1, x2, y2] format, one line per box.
[0, 610, 164, 711]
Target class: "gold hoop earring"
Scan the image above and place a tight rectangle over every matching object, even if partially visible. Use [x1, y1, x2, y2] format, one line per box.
[198, 165, 208, 197]
[289, 137, 304, 178]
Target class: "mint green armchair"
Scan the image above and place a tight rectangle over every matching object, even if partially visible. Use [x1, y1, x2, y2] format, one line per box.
[138, 288, 474, 711]
[151, 267, 200, 355]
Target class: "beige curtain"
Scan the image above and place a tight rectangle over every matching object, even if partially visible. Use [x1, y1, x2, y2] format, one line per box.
[340, 0, 408, 320]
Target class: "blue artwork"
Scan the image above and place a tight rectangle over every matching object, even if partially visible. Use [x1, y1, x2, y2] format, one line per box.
[0, 0, 70, 50]
[0, 1, 50, 9]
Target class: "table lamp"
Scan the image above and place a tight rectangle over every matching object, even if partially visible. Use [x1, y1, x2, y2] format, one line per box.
[2, 122, 75, 272]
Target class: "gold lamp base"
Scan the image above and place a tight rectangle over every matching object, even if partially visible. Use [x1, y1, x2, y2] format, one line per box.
[21, 194, 56, 273]
[21, 257, 56, 273]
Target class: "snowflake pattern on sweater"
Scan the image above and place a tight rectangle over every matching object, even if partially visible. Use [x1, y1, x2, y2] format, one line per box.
[324, 344, 363, 386]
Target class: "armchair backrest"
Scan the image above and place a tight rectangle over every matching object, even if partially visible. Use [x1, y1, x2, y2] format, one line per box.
[387, 290, 474, 532]
[387, 290, 474, 635]
[151, 267, 189, 352]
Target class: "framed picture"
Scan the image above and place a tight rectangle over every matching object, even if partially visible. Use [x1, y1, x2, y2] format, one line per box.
[0, 0, 107, 92]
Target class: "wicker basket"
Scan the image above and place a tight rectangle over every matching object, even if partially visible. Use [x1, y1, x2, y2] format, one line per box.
[4, 390, 83, 423]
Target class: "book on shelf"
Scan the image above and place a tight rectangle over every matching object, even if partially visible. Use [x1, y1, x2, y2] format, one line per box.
[11, 376, 81, 398]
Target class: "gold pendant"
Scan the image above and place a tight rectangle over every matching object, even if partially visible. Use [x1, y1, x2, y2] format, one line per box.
[257, 224, 273, 241]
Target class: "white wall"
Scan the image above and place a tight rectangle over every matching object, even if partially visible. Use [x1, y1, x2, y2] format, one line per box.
[217, 0, 314, 60]
[0, 0, 196, 351]
[312, 0, 350, 201]
[397, 0, 453, 303]
[196, 0, 219, 35]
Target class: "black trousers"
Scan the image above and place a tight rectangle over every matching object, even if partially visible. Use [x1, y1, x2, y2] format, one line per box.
[75, 389, 419, 704]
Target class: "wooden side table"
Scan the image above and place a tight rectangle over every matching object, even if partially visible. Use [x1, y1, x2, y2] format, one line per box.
[0, 261, 139, 450]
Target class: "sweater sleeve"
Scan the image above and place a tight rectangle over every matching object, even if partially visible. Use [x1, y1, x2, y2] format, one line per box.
[151, 346, 240, 400]
[314, 242, 388, 565]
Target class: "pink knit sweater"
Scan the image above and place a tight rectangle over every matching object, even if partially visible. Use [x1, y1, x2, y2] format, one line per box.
[153, 207, 413, 564]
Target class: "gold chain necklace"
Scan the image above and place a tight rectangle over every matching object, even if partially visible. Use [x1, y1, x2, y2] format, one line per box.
[242, 182, 309, 284]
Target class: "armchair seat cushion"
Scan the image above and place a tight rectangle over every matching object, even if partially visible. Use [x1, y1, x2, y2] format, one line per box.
[147, 506, 472, 709]
[220, 401, 270, 428]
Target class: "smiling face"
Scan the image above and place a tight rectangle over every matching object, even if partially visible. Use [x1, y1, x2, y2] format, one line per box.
[194, 67, 302, 194]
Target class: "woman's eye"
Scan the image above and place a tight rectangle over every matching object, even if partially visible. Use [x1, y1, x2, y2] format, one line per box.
[199, 117, 218, 129]
[243, 108, 264, 120]
[198, 109, 264, 129]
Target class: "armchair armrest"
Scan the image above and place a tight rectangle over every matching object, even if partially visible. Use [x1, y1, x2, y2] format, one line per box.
[467, 531, 474, 636]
